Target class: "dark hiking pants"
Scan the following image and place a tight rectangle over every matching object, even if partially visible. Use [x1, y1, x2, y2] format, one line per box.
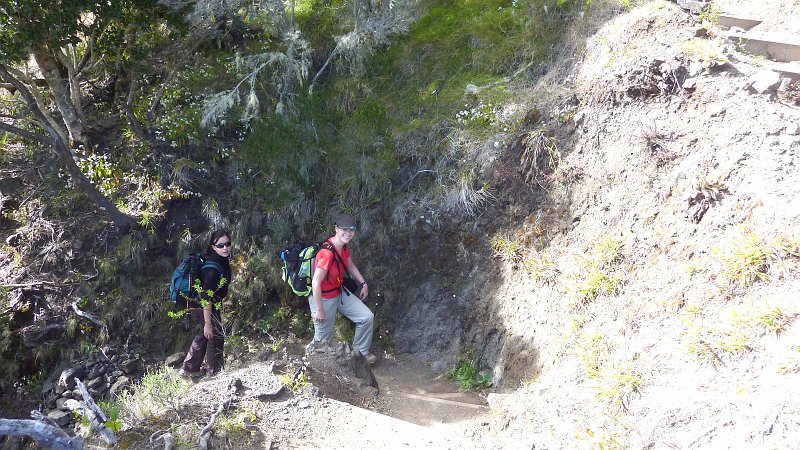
[181, 307, 224, 375]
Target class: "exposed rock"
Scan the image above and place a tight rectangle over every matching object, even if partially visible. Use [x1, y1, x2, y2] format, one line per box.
[786, 122, 800, 135]
[58, 368, 84, 390]
[55, 397, 69, 411]
[86, 377, 104, 389]
[747, 70, 782, 94]
[0, 177, 23, 197]
[5, 233, 21, 247]
[304, 341, 379, 403]
[86, 367, 103, 380]
[119, 358, 139, 374]
[675, 0, 708, 14]
[164, 352, 185, 368]
[46, 410, 72, 427]
[109, 376, 130, 398]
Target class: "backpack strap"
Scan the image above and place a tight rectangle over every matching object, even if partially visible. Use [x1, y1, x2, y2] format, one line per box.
[201, 261, 223, 273]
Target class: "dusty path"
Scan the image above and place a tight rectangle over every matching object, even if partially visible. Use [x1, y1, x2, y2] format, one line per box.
[371, 354, 489, 427]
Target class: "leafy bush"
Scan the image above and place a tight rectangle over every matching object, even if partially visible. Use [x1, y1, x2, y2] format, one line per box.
[446, 347, 493, 391]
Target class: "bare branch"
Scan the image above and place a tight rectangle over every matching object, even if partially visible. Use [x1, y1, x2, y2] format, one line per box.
[126, 77, 151, 142]
[64, 379, 117, 446]
[71, 302, 108, 333]
[0, 121, 53, 146]
[197, 396, 234, 450]
[0, 64, 70, 144]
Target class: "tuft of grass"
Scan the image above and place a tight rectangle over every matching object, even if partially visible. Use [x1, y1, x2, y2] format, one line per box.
[683, 37, 728, 68]
[522, 250, 559, 284]
[778, 345, 800, 374]
[490, 234, 525, 265]
[215, 408, 257, 438]
[683, 303, 794, 363]
[575, 333, 644, 412]
[573, 238, 624, 303]
[446, 347, 493, 391]
[519, 126, 561, 189]
[119, 367, 187, 423]
[718, 227, 800, 288]
[279, 368, 308, 392]
[444, 168, 496, 216]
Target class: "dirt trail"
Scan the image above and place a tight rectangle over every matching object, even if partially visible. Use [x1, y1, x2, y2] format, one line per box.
[371, 355, 489, 427]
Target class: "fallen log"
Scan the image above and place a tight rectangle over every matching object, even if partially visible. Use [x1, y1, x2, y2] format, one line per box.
[64, 378, 117, 446]
[0, 417, 84, 450]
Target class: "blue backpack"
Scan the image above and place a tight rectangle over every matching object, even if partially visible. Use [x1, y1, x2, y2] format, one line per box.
[169, 254, 222, 303]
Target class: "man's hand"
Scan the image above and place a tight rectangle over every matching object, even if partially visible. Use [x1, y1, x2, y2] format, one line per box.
[359, 283, 368, 301]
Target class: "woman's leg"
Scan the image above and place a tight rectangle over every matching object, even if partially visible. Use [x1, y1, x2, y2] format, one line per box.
[205, 308, 224, 375]
[338, 290, 374, 356]
[181, 308, 208, 372]
[308, 295, 339, 346]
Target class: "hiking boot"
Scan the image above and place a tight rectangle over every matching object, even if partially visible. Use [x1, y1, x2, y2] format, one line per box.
[178, 368, 201, 378]
[365, 353, 378, 365]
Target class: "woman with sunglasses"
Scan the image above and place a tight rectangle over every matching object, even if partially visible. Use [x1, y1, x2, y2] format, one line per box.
[309, 214, 376, 364]
[179, 230, 233, 378]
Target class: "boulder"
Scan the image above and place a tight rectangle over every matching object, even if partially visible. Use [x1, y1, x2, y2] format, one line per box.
[164, 352, 186, 368]
[304, 341, 379, 400]
[747, 70, 781, 94]
[676, 0, 708, 14]
[119, 358, 139, 374]
[86, 376, 104, 389]
[47, 410, 72, 427]
[55, 397, 70, 411]
[109, 376, 130, 398]
[57, 367, 85, 390]
[0, 177, 23, 197]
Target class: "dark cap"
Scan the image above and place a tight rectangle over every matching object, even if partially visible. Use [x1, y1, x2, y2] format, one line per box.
[334, 213, 357, 230]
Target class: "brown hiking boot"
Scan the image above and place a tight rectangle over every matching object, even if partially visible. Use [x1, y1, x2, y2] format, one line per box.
[365, 353, 378, 365]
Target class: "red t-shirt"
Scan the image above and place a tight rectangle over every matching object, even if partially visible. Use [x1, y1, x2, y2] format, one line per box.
[314, 239, 350, 299]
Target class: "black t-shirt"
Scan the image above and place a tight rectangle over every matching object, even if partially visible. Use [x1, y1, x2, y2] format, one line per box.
[200, 251, 232, 303]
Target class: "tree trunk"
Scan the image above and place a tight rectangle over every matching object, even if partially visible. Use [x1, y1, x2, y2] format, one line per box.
[0, 65, 135, 230]
[33, 47, 88, 147]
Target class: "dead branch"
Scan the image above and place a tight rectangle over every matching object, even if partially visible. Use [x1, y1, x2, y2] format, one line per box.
[64, 378, 117, 446]
[0, 280, 72, 289]
[197, 395, 234, 450]
[71, 302, 108, 333]
[0, 418, 84, 450]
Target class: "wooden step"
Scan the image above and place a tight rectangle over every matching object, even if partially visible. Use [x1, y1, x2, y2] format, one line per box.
[728, 32, 800, 63]
[717, 14, 763, 31]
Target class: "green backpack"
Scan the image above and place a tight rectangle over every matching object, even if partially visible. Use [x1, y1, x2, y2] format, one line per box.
[279, 241, 343, 296]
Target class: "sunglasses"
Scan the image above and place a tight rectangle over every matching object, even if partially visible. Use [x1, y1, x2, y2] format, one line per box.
[337, 225, 357, 232]
[214, 241, 233, 248]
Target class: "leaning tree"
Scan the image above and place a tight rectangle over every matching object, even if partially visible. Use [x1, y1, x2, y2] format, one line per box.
[0, 0, 193, 229]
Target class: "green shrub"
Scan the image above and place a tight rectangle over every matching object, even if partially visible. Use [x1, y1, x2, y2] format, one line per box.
[446, 347, 493, 391]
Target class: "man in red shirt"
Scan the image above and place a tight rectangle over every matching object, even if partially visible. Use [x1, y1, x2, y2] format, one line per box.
[309, 213, 376, 364]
